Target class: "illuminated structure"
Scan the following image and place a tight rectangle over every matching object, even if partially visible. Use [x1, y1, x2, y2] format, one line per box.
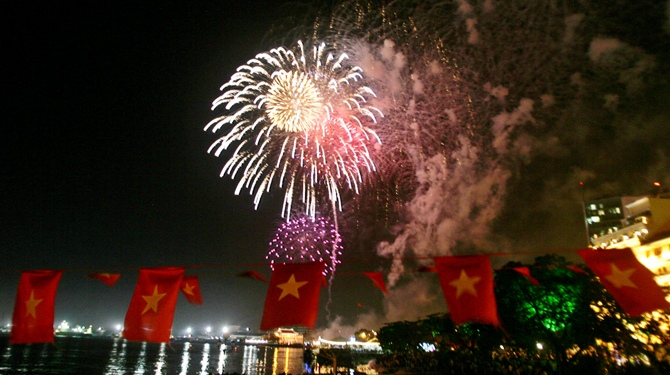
[265, 328, 304, 346]
[586, 195, 670, 286]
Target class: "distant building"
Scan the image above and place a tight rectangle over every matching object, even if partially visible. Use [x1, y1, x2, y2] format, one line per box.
[585, 196, 670, 286]
[262, 328, 303, 345]
[228, 329, 266, 345]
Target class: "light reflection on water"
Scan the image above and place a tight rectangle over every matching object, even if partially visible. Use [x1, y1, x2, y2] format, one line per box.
[200, 343, 210, 375]
[104, 337, 126, 374]
[216, 343, 227, 374]
[155, 343, 166, 374]
[243, 344, 258, 374]
[0, 336, 308, 374]
[134, 341, 147, 374]
[179, 341, 190, 375]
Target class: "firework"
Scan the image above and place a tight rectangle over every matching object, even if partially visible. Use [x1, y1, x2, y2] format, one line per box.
[266, 214, 342, 275]
[205, 41, 383, 219]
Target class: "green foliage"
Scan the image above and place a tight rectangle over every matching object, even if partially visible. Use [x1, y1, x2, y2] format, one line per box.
[495, 254, 667, 371]
[377, 314, 457, 353]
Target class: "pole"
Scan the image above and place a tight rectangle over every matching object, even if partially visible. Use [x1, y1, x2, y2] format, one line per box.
[580, 182, 590, 247]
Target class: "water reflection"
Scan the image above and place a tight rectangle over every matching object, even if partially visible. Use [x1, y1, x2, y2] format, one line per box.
[271, 347, 278, 375]
[41, 339, 54, 369]
[242, 344, 258, 374]
[0, 337, 314, 374]
[269, 347, 298, 375]
[179, 342, 190, 375]
[134, 341, 147, 374]
[154, 343, 166, 374]
[0, 345, 10, 373]
[216, 342, 227, 374]
[104, 337, 127, 374]
[200, 343, 210, 374]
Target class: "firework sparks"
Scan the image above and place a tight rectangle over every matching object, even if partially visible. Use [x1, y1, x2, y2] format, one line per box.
[206, 41, 383, 219]
[266, 214, 342, 275]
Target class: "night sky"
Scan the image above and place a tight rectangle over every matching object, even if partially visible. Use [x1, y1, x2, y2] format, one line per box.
[2, 1, 670, 338]
[1, 1, 320, 334]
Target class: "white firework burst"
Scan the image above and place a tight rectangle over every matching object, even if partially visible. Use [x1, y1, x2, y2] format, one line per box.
[206, 40, 383, 218]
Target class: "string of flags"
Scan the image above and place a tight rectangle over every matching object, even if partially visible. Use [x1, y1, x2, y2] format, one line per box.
[7, 248, 670, 345]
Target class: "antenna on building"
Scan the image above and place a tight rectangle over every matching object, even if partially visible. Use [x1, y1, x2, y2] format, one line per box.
[579, 181, 590, 247]
[654, 182, 661, 198]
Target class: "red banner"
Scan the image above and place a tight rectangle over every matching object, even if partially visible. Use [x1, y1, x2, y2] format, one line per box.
[10, 270, 63, 344]
[578, 248, 670, 316]
[362, 272, 388, 295]
[260, 262, 325, 331]
[123, 267, 184, 342]
[88, 273, 121, 287]
[435, 255, 500, 326]
[180, 275, 203, 305]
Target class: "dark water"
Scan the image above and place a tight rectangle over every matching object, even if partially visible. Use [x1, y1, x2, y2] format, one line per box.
[0, 336, 306, 374]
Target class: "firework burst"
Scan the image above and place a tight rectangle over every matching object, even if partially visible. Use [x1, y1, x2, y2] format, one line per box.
[266, 213, 342, 275]
[206, 40, 383, 218]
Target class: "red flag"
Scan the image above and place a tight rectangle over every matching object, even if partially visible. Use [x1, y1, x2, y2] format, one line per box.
[512, 267, 540, 286]
[88, 273, 121, 287]
[565, 264, 587, 275]
[123, 267, 184, 343]
[180, 275, 203, 305]
[237, 270, 269, 283]
[260, 261, 325, 331]
[434, 255, 500, 326]
[362, 272, 388, 295]
[10, 270, 63, 344]
[578, 248, 670, 316]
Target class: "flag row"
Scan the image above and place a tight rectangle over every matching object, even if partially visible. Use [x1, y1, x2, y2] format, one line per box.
[8, 248, 669, 344]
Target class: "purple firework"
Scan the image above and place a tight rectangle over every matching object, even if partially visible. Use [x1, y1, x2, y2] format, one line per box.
[267, 214, 342, 275]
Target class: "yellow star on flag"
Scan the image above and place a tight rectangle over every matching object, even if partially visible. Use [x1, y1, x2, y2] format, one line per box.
[605, 263, 637, 289]
[24, 289, 43, 318]
[449, 269, 481, 298]
[276, 274, 308, 301]
[142, 285, 167, 315]
[182, 283, 196, 296]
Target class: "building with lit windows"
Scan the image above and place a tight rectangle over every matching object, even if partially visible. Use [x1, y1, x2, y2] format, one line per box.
[266, 328, 304, 346]
[585, 196, 670, 286]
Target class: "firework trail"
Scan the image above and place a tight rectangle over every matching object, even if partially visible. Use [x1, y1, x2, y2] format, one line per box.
[205, 40, 383, 219]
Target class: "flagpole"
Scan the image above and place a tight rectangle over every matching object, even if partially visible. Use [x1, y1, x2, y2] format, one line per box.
[579, 181, 590, 247]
